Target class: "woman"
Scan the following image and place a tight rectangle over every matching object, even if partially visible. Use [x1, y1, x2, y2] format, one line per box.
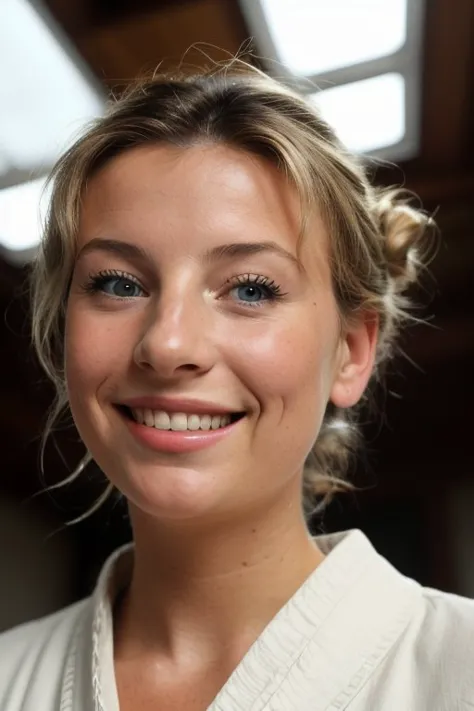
[0, 61, 472, 711]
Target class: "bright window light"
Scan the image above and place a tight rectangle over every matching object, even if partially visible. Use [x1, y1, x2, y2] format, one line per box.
[0, 0, 103, 173]
[0, 176, 50, 253]
[0, 0, 104, 259]
[310, 73, 406, 154]
[259, 0, 407, 76]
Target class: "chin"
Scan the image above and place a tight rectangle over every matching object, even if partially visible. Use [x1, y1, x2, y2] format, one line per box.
[114, 459, 234, 523]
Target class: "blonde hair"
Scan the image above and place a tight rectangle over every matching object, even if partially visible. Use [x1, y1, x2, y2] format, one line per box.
[30, 60, 434, 520]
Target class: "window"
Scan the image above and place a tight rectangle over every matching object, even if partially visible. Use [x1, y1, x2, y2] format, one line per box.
[0, 0, 104, 260]
[239, 0, 425, 159]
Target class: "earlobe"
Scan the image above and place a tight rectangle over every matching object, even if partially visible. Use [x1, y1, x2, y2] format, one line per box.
[330, 314, 378, 409]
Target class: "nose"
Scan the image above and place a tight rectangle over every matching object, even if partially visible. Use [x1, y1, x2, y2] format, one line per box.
[133, 283, 216, 381]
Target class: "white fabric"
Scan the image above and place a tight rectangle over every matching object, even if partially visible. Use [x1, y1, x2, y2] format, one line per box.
[1, 529, 473, 710]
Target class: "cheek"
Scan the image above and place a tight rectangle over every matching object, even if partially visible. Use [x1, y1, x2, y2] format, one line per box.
[64, 305, 129, 407]
[221, 316, 336, 478]
[222, 315, 334, 417]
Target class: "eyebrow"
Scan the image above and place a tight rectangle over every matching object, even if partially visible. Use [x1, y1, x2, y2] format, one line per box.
[203, 241, 302, 270]
[76, 237, 302, 270]
[77, 238, 152, 263]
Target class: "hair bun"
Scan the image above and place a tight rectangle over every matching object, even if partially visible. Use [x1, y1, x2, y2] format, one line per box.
[374, 189, 435, 292]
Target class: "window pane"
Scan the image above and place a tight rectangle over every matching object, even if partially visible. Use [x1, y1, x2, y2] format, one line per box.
[0, 0, 103, 173]
[310, 73, 406, 154]
[0, 177, 49, 253]
[259, 0, 407, 76]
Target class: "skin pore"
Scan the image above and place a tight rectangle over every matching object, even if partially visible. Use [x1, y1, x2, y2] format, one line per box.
[65, 143, 377, 706]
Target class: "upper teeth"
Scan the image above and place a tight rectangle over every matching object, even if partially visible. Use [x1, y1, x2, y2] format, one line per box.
[131, 409, 232, 431]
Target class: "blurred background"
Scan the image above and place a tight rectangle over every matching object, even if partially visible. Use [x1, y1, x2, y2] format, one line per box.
[1, 0, 473, 632]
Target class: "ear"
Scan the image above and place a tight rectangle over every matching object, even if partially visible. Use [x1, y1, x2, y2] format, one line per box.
[330, 313, 379, 409]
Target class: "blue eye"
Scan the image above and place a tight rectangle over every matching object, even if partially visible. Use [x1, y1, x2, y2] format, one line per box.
[226, 275, 285, 308]
[101, 277, 143, 298]
[232, 284, 268, 303]
[82, 270, 146, 298]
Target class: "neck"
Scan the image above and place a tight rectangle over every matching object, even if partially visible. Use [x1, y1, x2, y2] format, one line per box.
[113, 495, 324, 670]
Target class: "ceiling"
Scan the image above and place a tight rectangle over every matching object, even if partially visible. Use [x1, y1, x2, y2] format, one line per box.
[1, 0, 473, 591]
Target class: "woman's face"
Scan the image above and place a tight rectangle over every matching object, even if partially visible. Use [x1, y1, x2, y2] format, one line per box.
[65, 143, 374, 523]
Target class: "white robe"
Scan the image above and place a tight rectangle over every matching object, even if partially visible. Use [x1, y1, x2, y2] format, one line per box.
[1, 529, 473, 710]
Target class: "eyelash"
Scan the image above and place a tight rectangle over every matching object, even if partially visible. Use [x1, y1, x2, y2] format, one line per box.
[80, 270, 287, 307]
[80, 269, 146, 298]
[223, 273, 287, 308]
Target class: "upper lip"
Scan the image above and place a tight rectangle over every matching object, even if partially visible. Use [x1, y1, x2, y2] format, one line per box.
[119, 395, 242, 416]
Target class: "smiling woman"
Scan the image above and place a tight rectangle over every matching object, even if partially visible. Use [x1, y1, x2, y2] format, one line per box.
[1, 60, 473, 711]
[64, 141, 356, 526]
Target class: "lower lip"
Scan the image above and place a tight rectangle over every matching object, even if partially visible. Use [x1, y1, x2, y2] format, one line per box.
[122, 412, 243, 453]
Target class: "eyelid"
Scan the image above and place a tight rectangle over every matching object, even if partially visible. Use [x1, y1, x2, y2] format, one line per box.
[223, 273, 286, 293]
[90, 268, 142, 283]
[217, 272, 287, 308]
[82, 268, 148, 298]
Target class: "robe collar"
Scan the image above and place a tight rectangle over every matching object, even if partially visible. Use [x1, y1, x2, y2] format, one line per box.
[62, 529, 421, 711]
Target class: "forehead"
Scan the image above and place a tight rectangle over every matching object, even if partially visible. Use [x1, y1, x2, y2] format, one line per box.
[79, 143, 329, 269]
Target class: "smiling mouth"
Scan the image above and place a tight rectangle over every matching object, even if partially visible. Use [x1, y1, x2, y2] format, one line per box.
[117, 406, 245, 432]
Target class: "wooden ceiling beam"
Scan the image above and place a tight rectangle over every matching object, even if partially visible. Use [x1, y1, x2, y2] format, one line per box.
[41, 0, 94, 36]
[74, 0, 249, 85]
[420, 0, 474, 169]
[404, 172, 474, 206]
